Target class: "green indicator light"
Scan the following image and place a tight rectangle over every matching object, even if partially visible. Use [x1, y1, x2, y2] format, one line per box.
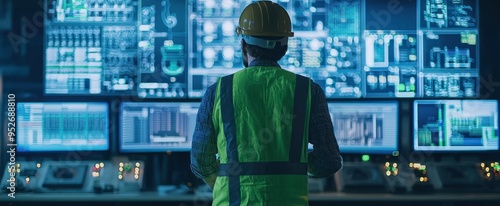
[410, 84, 415, 91]
[362, 155, 370, 162]
[392, 151, 400, 156]
[398, 84, 405, 91]
[124, 165, 132, 173]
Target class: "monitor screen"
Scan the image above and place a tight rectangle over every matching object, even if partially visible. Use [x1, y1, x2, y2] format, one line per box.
[120, 102, 199, 152]
[16, 102, 109, 152]
[44, 0, 189, 98]
[413, 100, 499, 152]
[322, 101, 399, 154]
[43, 0, 479, 98]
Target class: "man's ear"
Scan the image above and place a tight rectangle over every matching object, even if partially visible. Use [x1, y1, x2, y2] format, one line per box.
[241, 39, 249, 68]
[241, 40, 247, 57]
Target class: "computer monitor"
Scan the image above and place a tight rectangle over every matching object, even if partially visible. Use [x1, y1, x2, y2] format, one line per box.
[16, 102, 109, 152]
[119, 102, 199, 152]
[320, 101, 399, 154]
[413, 100, 499, 152]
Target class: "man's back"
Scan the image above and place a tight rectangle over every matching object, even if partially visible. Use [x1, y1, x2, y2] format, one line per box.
[211, 65, 311, 205]
[214, 66, 306, 162]
[191, 2, 342, 205]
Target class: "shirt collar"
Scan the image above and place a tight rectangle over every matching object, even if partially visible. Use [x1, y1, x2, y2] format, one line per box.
[248, 59, 281, 68]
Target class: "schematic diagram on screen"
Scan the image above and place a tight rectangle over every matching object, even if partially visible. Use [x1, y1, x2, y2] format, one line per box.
[421, 0, 477, 29]
[45, 0, 139, 95]
[188, 0, 251, 97]
[420, 31, 478, 97]
[415, 100, 499, 151]
[364, 31, 418, 97]
[137, 0, 188, 98]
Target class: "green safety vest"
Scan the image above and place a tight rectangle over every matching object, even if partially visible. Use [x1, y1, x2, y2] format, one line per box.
[212, 66, 311, 206]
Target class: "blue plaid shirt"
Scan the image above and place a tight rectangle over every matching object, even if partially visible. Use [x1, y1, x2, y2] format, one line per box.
[190, 60, 343, 183]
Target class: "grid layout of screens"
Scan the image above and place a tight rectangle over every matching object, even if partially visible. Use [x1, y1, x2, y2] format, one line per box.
[16, 102, 110, 152]
[119, 102, 199, 152]
[326, 101, 399, 154]
[43, 0, 480, 98]
[13, 100, 499, 153]
[414, 100, 499, 151]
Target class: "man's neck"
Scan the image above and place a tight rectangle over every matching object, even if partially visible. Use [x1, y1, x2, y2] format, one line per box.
[248, 59, 281, 68]
[246, 55, 280, 68]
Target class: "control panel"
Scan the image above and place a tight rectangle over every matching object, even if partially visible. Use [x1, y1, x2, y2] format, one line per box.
[35, 161, 115, 193]
[116, 161, 145, 193]
[408, 162, 437, 193]
[404, 161, 500, 193]
[2, 160, 145, 193]
[381, 161, 415, 193]
[480, 162, 500, 179]
[4, 160, 498, 194]
[1, 161, 44, 193]
[334, 161, 498, 194]
[480, 162, 500, 191]
[383, 162, 399, 177]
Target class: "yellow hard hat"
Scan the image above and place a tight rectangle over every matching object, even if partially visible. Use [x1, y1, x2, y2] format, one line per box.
[236, 1, 294, 37]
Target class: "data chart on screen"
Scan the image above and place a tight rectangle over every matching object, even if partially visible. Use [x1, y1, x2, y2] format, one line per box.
[16, 102, 109, 152]
[120, 102, 199, 152]
[326, 101, 399, 154]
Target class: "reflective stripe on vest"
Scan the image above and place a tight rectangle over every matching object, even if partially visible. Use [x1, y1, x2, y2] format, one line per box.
[219, 73, 309, 206]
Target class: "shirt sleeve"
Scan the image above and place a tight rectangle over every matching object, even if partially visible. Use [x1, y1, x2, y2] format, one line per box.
[190, 83, 219, 187]
[307, 82, 343, 178]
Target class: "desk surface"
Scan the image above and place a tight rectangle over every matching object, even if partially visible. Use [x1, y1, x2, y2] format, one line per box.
[1, 192, 500, 202]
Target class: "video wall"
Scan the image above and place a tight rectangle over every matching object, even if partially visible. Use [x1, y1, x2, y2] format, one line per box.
[20, 0, 495, 155]
[43, 0, 480, 98]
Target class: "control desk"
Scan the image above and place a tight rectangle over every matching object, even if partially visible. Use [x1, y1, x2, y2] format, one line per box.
[1, 160, 144, 194]
[2, 160, 499, 196]
[334, 161, 500, 194]
[1, 160, 500, 206]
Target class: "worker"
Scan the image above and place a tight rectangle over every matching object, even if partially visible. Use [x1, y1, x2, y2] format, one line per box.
[191, 1, 343, 205]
